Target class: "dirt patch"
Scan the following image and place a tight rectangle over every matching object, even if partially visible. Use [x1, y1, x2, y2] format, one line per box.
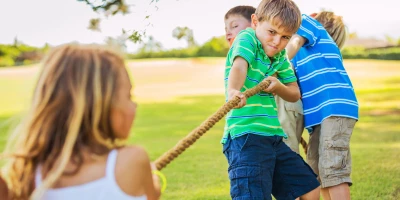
[127, 59, 225, 102]
[0, 59, 226, 102]
[1, 59, 399, 102]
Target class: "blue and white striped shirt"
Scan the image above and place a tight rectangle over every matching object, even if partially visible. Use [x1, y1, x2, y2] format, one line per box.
[292, 14, 359, 131]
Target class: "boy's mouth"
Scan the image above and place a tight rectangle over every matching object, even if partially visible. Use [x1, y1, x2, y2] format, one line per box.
[268, 45, 278, 50]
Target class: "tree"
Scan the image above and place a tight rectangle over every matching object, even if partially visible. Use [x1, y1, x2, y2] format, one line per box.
[385, 35, 395, 45]
[77, 0, 160, 43]
[138, 36, 163, 52]
[104, 35, 128, 52]
[172, 26, 196, 48]
[197, 36, 229, 57]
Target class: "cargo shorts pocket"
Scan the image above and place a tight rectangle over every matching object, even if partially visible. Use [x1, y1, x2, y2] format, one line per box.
[228, 165, 263, 198]
[322, 138, 349, 170]
[284, 100, 303, 115]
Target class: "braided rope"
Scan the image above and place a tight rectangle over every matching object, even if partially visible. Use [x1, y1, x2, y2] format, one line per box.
[154, 79, 308, 170]
[300, 137, 308, 154]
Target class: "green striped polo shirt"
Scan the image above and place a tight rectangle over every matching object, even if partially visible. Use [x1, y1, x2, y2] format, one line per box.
[221, 28, 297, 144]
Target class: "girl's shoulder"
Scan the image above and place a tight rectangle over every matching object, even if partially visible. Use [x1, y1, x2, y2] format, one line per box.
[117, 145, 150, 166]
[114, 145, 152, 196]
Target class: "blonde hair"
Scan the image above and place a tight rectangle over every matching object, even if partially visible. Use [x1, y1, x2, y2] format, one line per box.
[1, 43, 127, 199]
[255, 0, 301, 33]
[314, 11, 347, 49]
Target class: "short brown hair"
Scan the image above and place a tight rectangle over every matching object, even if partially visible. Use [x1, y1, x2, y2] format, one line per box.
[314, 11, 347, 49]
[255, 0, 301, 33]
[224, 5, 256, 22]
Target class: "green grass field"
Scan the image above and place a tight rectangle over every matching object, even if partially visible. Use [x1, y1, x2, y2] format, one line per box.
[0, 59, 399, 199]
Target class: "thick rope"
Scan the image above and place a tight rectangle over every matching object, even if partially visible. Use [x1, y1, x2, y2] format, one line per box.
[300, 137, 308, 154]
[154, 79, 307, 170]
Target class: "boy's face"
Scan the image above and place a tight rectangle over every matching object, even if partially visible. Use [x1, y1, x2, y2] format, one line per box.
[251, 14, 295, 57]
[224, 14, 252, 45]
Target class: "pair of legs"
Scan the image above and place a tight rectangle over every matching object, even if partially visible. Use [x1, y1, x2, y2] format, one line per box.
[275, 96, 304, 154]
[223, 134, 320, 200]
[307, 117, 356, 200]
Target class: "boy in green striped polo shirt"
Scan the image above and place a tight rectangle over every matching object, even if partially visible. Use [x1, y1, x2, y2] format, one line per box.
[224, 5, 306, 155]
[222, 0, 320, 199]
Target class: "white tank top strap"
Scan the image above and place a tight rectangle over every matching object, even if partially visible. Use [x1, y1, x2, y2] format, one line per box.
[105, 149, 118, 180]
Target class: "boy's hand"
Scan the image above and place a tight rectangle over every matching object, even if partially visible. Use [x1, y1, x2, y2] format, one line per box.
[264, 73, 278, 95]
[264, 76, 283, 94]
[228, 89, 247, 109]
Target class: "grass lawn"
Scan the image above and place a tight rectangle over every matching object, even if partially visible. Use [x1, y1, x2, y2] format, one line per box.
[0, 59, 399, 199]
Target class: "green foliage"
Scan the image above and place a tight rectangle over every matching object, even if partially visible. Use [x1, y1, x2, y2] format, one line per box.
[0, 44, 47, 67]
[77, 0, 158, 43]
[342, 47, 400, 60]
[197, 36, 229, 57]
[0, 45, 20, 59]
[129, 47, 198, 59]
[130, 35, 229, 59]
[0, 56, 15, 67]
[172, 26, 196, 48]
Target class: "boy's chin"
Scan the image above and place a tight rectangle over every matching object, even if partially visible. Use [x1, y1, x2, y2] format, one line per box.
[265, 49, 280, 58]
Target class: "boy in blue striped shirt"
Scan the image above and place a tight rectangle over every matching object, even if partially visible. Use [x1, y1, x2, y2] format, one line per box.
[286, 12, 359, 200]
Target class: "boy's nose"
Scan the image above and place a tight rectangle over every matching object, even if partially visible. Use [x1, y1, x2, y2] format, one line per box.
[273, 36, 281, 45]
[225, 32, 231, 39]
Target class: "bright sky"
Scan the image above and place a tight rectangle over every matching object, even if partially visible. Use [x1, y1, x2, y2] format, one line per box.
[1, 0, 399, 52]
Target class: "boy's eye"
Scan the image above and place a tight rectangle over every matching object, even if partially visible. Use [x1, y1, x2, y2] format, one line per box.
[268, 30, 276, 35]
[283, 36, 291, 40]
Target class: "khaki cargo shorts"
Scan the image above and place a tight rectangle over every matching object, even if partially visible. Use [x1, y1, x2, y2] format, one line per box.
[275, 96, 304, 154]
[307, 116, 357, 188]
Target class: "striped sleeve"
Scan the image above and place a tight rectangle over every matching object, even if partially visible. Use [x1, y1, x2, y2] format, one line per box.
[229, 29, 256, 65]
[276, 54, 297, 84]
[296, 14, 322, 47]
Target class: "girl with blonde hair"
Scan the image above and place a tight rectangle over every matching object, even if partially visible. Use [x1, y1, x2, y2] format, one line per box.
[0, 43, 161, 200]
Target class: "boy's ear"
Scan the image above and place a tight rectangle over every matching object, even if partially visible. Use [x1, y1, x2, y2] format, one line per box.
[251, 14, 258, 28]
[310, 13, 318, 18]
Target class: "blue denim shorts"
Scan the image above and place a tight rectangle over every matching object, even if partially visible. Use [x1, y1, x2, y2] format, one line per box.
[223, 134, 320, 200]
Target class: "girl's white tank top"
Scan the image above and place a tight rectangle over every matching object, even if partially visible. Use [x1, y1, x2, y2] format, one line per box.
[35, 149, 147, 200]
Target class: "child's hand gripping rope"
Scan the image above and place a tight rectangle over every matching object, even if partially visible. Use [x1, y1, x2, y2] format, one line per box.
[154, 79, 272, 170]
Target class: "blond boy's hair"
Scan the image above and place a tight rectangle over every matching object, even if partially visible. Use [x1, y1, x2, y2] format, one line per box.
[314, 11, 347, 49]
[255, 0, 301, 33]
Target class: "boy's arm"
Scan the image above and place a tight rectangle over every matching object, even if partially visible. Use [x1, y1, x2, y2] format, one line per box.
[286, 34, 306, 60]
[228, 57, 248, 108]
[286, 14, 321, 60]
[264, 76, 300, 102]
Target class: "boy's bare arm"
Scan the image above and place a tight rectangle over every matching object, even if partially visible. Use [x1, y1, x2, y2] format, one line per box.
[286, 34, 306, 60]
[228, 57, 248, 108]
[264, 76, 300, 102]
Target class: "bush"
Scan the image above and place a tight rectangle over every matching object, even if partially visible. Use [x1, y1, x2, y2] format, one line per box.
[196, 36, 229, 57]
[0, 44, 47, 67]
[342, 46, 400, 60]
[129, 35, 229, 59]
[0, 56, 15, 67]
